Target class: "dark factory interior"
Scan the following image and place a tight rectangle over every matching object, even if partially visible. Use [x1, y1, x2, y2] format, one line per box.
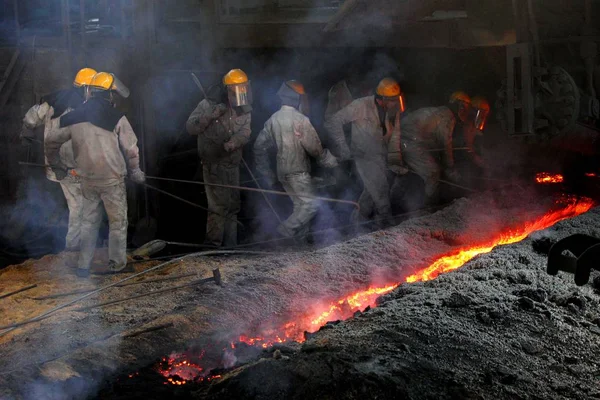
[0, 1, 599, 399]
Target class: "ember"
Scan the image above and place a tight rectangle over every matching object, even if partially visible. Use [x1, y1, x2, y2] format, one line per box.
[535, 172, 564, 184]
[156, 195, 594, 385]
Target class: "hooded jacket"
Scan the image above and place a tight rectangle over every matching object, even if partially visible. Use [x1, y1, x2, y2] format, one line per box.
[254, 105, 337, 182]
[324, 95, 390, 162]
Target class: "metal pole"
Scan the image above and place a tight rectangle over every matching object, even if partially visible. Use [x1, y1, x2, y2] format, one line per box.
[241, 157, 285, 225]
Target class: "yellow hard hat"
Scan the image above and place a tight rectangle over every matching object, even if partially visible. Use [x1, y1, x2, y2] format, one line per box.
[471, 96, 490, 111]
[376, 78, 401, 98]
[223, 69, 249, 86]
[73, 68, 97, 87]
[449, 91, 471, 105]
[90, 72, 114, 91]
[286, 80, 306, 95]
[89, 72, 131, 98]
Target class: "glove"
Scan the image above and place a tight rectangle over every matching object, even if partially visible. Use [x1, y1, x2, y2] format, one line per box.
[23, 103, 51, 129]
[211, 103, 228, 119]
[445, 168, 461, 182]
[129, 168, 146, 183]
[389, 165, 409, 176]
[52, 166, 67, 181]
[317, 149, 338, 169]
[223, 140, 237, 152]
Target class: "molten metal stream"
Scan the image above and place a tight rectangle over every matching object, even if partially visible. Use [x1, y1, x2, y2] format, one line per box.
[157, 196, 594, 384]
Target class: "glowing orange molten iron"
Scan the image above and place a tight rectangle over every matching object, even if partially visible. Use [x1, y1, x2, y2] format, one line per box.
[158, 196, 594, 384]
[535, 172, 564, 184]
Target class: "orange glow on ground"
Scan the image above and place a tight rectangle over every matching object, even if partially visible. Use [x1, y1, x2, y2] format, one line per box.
[157, 196, 594, 384]
[406, 196, 593, 282]
[535, 172, 564, 184]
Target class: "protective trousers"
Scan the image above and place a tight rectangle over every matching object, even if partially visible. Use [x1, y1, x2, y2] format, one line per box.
[402, 140, 440, 199]
[59, 181, 83, 251]
[79, 181, 128, 270]
[353, 158, 392, 225]
[278, 172, 318, 238]
[356, 172, 426, 219]
[203, 163, 240, 247]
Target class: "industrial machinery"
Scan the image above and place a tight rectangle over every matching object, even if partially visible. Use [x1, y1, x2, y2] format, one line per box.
[547, 234, 600, 286]
[496, 2, 599, 152]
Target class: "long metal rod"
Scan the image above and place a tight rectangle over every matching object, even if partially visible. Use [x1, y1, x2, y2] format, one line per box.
[32, 272, 198, 300]
[145, 175, 360, 210]
[74, 276, 216, 312]
[0, 250, 274, 336]
[18, 162, 242, 226]
[242, 157, 284, 224]
[0, 284, 37, 300]
[131, 180, 244, 228]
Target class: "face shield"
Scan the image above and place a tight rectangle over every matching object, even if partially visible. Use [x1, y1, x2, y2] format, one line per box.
[398, 94, 406, 113]
[382, 94, 406, 114]
[474, 108, 489, 131]
[110, 74, 130, 99]
[226, 81, 253, 107]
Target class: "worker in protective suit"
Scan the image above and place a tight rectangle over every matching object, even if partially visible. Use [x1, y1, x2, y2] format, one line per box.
[325, 77, 406, 227]
[186, 69, 252, 247]
[453, 96, 489, 189]
[45, 72, 143, 277]
[21, 67, 97, 252]
[401, 91, 472, 201]
[254, 80, 338, 239]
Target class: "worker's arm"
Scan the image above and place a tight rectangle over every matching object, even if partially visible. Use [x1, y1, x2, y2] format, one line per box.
[298, 118, 338, 168]
[253, 121, 277, 186]
[324, 100, 358, 160]
[224, 111, 252, 152]
[21, 102, 52, 143]
[23, 102, 51, 130]
[44, 118, 72, 173]
[115, 116, 141, 172]
[186, 99, 226, 136]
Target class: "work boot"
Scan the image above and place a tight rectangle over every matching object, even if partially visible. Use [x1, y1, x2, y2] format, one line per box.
[108, 260, 134, 274]
[75, 268, 90, 278]
[93, 260, 133, 275]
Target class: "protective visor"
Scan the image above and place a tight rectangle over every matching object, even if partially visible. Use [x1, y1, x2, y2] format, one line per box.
[383, 94, 406, 113]
[227, 82, 253, 107]
[398, 94, 406, 113]
[474, 108, 489, 131]
[110, 74, 130, 99]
